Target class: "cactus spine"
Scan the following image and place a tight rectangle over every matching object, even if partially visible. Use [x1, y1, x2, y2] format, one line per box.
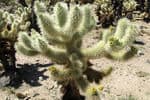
[16, 1, 138, 99]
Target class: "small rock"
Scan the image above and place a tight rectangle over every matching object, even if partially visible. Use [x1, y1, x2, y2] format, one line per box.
[36, 60, 40, 62]
[134, 40, 145, 45]
[39, 76, 43, 81]
[32, 93, 40, 97]
[30, 80, 34, 83]
[136, 71, 150, 77]
[137, 50, 144, 56]
[16, 92, 27, 99]
[0, 76, 10, 88]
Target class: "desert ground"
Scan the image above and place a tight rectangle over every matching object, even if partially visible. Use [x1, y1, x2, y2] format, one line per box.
[0, 21, 149, 100]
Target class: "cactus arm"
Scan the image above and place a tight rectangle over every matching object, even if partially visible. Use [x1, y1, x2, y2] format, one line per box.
[19, 32, 34, 49]
[35, 7, 70, 43]
[1, 30, 9, 39]
[36, 13, 61, 37]
[25, 0, 32, 7]
[34, 1, 47, 13]
[106, 46, 138, 60]
[114, 18, 130, 39]
[78, 5, 96, 35]
[81, 41, 105, 59]
[64, 5, 82, 36]
[9, 22, 19, 40]
[54, 2, 68, 27]
[49, 65, 82, 81]
[102, 27, 114, 42]
[34, 1, 60, 37]
[16, 31, 69, 64]
[15, 43, 39, 56]
[75, 77, 89, 92]
[16, 39, 69, 63]
[0, 11, 6, 32]
[106, 48, 130, 60]
[120, 24, 138, 47]
[41, 45, 69, 63]
[34, 1, 69, 40]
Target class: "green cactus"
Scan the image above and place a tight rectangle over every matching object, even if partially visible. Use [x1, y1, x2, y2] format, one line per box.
[16, 1, 139, 99]
[0, 7, 30, 76]
[132, 0, 150, 21]
[123, 0, 137, 12]
[95, 0, 138, 27]
[95, 0, 115, 28]
[95, 0, 114, 15]
[85, 83, 103, 100]
[0, 7, 31, 41]
[0, 0, 22, 13]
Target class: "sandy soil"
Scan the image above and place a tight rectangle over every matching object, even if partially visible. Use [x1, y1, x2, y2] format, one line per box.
[0, 21, 150, 100]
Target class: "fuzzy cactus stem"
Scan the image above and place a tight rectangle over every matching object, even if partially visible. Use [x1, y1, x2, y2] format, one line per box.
[16, 1, 139, 99]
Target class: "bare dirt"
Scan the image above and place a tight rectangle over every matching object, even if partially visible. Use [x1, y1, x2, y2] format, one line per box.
[0, 21, 150, 100]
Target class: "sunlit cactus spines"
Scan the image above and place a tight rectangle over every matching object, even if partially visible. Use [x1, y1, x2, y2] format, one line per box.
[33, 1, 95, 45]
[123, 0, 137, 12]
[82, 18, 138, 60]
[103, 18, 138, 59]
[85, 83, 104, 100]
[95, 0, 113, 15]
[16, 1, 139, 99]
[0, 7, 31, 41]
[0, 10, 6, 32]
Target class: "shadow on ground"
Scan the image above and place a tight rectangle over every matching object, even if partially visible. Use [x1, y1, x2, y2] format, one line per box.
[10, 63, 53, 88]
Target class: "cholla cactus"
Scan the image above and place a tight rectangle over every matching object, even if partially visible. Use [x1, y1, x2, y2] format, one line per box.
[25, 0, 52, 7]
[132, 0, 150, 21]
[0, 7, 30, 75]
[0, 0, 15, 4]
[0, 0, 22, 13]
[95, 0, 138, 27]
[95, 0, 113, 15]
[0, 7, 30, 41]
[24, 0, 33, 7]
[123, 0, 137, 12]
[100, 18, 138, 59]
[16, 1, 138, 99]
[95, 0, 114, 28]
[85, 83, 103, 100]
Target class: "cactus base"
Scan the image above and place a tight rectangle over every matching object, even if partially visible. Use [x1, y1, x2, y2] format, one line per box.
[62, 80, 85, 100]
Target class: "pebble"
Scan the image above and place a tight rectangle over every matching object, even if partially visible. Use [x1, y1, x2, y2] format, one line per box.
[134, 40, 145, 45]
[137, 50, 144, 56]
[0, 76, 10, 88]
[136, 71, 150, 77]
[39, 76, 44, 81]
[16, 92, 27, 99]
[146, 59, 150, 64]
[30, 80, 34, 83]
